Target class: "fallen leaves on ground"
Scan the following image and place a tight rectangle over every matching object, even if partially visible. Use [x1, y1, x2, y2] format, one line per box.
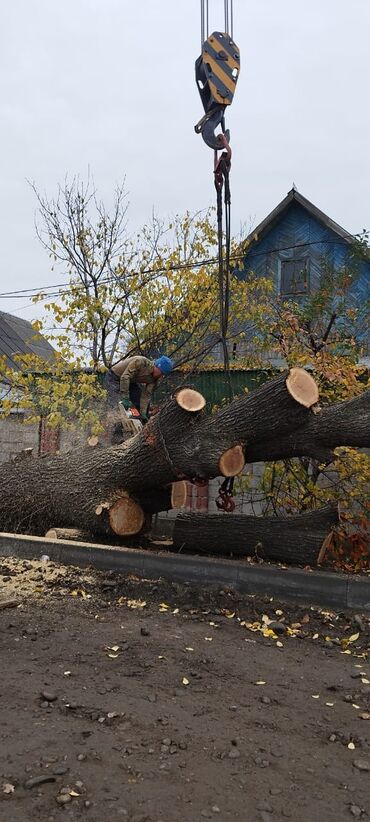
[2, 783, 15, 794]
[70, 589, 91, 599]
[117, 597, 146, 609]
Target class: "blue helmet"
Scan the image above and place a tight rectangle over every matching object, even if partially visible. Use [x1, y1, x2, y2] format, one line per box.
[154, 355, 174, 375]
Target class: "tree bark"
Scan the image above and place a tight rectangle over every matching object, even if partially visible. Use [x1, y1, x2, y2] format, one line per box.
[0, 371, 365, 540]
[245, 390, 370, 463]
[172, 506, 339, 566]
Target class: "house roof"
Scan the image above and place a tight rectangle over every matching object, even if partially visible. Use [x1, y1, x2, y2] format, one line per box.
[245, 188, 354, 249]
[0, 311, 56, 371]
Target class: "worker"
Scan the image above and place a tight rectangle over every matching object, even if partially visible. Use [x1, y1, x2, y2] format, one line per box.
[105, 354, 174, 421]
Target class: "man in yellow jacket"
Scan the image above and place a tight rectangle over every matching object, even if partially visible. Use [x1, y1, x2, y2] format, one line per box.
[105, 354, 174, 421]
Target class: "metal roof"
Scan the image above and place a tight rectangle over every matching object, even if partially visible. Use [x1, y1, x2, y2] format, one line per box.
[0, 311, 56, 371]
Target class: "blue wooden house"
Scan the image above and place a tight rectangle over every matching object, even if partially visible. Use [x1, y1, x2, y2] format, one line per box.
[235, 188, 369, 359]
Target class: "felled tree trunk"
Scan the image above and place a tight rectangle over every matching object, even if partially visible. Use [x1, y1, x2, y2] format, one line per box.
[172, 506, 339, 566]
[0, 370, 366, 540]
[0, 370, 319, 537]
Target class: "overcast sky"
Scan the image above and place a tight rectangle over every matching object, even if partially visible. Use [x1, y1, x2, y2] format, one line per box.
[0, 0, 369, 320]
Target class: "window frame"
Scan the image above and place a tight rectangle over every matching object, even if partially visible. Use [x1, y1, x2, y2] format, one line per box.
[279, 257, 310, 296]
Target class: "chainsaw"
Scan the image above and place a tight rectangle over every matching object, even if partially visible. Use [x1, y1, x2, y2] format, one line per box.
[117, 401, 143, 436]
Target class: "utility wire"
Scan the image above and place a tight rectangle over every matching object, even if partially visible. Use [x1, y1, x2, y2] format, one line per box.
[0, 239, 351, 301]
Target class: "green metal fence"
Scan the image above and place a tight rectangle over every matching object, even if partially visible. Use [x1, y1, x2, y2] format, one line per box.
[154, 368, 273, 411]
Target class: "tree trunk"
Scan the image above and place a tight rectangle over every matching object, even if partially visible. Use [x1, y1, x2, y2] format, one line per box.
[0, 371, 366, 540]
[245, 390, 370, 463]
[172, 506, 339, 566]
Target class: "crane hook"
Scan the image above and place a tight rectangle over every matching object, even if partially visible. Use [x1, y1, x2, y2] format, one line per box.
[195, 108, 230, 151]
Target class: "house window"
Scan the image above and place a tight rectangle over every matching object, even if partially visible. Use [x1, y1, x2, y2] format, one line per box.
[280, 259, 310, 295]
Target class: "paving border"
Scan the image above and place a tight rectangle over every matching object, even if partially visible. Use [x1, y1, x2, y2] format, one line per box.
[0, 532, 369, 612]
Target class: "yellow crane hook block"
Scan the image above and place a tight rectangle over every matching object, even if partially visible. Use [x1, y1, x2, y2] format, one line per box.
[195, 31, 240, 150]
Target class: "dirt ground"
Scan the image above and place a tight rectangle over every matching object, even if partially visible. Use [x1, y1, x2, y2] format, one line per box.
[0, 556, 369, 822]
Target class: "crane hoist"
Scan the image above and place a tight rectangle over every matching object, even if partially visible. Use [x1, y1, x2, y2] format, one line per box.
[195, 0, 240, 151]
[194, 1, 240, 511]
[194, 0, 240, 379]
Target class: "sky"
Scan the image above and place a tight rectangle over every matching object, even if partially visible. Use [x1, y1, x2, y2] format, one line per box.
[0, 0, 369, 320]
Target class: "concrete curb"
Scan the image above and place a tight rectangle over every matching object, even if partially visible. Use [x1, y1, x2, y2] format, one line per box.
[0, 532, 369, 612]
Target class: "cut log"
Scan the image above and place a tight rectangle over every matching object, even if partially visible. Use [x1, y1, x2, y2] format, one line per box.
[285, 368, 319, 407]
[174, 387, 206, 412]
[45, 528, 93, 542]
[219, 445, 245, 477]
[172, 506, 339, 566]
[171, 480, 189, 509]
[108, 494, 145, 536]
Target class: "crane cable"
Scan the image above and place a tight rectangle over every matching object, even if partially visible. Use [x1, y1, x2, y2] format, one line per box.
[199, 1, 236, 510]
[200, 0, 208, 48]
[196, 0, 239, 400]
[214, 139, 232, 399]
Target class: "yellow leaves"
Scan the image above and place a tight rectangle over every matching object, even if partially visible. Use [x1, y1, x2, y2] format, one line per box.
[340, 632, 360, 651]
[70, 589, 91, 599]
[118, 597, 146, 609]
[182, 677, 189, 686]
[263, 627, 280, 639]
[242, 615, 288, 644]
[31, 319, 43, 332]
[159, 602, 169, 613]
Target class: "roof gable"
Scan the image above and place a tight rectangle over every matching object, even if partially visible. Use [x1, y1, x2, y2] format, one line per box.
[245, 188, 353, 250]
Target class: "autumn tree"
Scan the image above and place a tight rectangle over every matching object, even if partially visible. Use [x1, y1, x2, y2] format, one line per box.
[232, 244, 369, 569]
[0, 176, 271, 431]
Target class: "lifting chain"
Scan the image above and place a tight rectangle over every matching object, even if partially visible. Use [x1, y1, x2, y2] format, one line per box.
[215, 476, 235, 512]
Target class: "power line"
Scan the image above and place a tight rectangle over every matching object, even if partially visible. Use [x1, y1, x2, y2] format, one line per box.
[0, 238, 351, 301]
